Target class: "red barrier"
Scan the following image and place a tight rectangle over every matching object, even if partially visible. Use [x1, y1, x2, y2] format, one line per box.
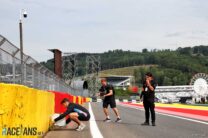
[76, 96, 79, 104]
[83, 97, 86, 103]
[48, 91, 90, 114]
[81, 97, 84, 104]
[53, 91, 69, 113]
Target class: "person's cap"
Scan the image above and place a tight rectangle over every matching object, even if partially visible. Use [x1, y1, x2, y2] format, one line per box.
[145, 72, 153, 77]
[61, 98, 69, 104]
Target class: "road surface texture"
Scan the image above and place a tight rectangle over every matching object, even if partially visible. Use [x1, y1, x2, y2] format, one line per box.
[44, 102, 208, 138]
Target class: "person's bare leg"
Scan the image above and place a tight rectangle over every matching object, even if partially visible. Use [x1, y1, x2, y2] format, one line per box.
[69, 113, 81, 126]
[103, 108, 109, 118]
[112, 108, 120, 118]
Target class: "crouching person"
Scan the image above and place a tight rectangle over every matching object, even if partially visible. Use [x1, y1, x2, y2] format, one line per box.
[53, 98, 90, 131]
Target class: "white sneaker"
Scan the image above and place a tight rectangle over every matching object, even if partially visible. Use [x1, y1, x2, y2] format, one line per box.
[76, 124, 86, 131]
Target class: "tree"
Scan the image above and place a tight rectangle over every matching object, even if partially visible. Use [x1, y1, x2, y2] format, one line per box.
[142, 48, 148, 53]
[163, 76, 172, 86]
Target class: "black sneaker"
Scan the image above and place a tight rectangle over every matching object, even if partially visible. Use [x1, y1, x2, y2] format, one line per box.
[103, 118, 111, 122]
[115, 118, 122, 123]
[152, 122, 156, 126]
[141, 122, 149, 126]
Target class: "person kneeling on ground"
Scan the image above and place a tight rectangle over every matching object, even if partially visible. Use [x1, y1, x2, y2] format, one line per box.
[52, 98, 90, 131]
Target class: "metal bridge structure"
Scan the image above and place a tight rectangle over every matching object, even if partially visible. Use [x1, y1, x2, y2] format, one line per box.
[85, 55, 101, 96]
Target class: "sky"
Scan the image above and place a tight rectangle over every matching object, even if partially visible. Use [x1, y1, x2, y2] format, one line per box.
[1, 0, 208, 62]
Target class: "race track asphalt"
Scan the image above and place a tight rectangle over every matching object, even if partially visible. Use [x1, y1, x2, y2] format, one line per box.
[44, 102, 208, 138]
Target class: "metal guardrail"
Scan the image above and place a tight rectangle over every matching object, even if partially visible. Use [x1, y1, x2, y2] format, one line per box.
[0, 34, 82, 95]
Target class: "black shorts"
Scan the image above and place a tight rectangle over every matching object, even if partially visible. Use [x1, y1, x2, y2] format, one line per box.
[78, 113, 90, 121]
[103, 100, 116, 108]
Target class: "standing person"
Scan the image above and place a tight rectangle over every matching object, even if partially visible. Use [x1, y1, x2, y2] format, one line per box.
[98, 78, 122, 122]
[52, 98, 90, 131]
[141, 72, 156, 126]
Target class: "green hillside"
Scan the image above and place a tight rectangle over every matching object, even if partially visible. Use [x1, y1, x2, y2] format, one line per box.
[41, 46, 208, 86]
[99, 65, 156, 77]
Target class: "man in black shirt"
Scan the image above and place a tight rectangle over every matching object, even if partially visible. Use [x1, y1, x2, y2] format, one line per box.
[141, 72, 156, 126]
[52, 98, 90, 131]
[98, 78, 122, 122]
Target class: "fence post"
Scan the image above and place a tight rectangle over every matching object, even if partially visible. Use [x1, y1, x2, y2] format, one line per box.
[38, 67, 41, 89]
[32, 65, 35, 87]
[12, 57, 16, 83]
[23, 63, 27, 85]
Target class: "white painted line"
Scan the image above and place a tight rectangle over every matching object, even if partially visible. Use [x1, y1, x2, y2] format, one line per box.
[89, 103, 103, 138]
[118, 103, 208, 125]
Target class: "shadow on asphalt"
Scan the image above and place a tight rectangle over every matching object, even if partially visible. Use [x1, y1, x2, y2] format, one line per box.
[51, 128, 76, 131]
[95, 119, 149, 126]
[50, 125, 77, 131]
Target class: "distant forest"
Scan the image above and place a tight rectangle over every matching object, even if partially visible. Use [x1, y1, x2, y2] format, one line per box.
[41, 46, 208, 86]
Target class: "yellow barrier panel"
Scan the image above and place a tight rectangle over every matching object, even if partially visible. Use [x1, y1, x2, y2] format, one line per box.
[0, 83, 54, 138]
[78, 96, 82, 105]
[86, 98, 91, 102]
[72, 96, 76, 104]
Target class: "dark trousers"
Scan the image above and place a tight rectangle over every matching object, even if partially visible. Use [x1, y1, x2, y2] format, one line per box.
[66, 118, 71, 124]
[143, 101, 155, 123]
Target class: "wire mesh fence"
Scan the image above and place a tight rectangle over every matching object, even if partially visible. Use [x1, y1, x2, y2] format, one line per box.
[0, 34, 82, 95]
